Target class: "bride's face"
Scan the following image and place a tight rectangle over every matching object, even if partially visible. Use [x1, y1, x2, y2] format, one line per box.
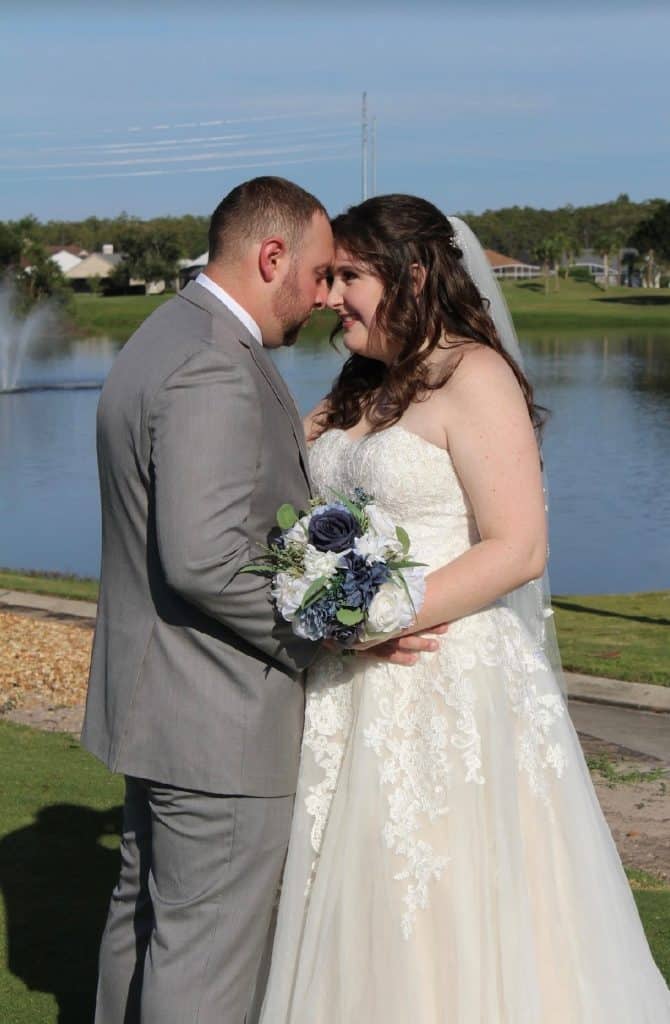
[327, 248, 388, 361]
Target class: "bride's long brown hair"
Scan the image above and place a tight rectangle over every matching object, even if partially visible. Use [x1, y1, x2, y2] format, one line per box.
[315, 194, 545, 437]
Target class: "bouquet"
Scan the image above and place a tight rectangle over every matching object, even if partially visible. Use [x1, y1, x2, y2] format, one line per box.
[242, 489, 426, 645]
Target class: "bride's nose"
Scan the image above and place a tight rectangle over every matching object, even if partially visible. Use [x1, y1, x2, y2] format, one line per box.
[326, 279, 343, 311]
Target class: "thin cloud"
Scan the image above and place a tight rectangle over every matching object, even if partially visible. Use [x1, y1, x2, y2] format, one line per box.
[1, 140, 355, 173]
[3, 127, 358, 159]
[15, 151, 356, 182]
[3, 109, 346, 141]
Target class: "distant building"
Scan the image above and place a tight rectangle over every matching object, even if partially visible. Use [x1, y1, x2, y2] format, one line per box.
[571, 249, 620, 286]
[48, 244, 88, 274]
[63, 245, 166, 294]
[178, 251, 208, 290]
[66, 247, 122, 290]
[485, 249, 541, 280]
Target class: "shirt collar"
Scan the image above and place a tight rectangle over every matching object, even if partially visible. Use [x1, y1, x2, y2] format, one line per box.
[195, 272, 263, 346]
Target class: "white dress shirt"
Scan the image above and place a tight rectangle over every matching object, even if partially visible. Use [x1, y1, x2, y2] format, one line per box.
[195, 272, 263, 346]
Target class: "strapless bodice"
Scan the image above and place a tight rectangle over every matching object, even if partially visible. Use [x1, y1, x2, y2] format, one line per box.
[308, 426, 480, 571]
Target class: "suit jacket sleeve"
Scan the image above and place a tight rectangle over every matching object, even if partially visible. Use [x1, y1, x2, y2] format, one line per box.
[149, 345, 316, 673]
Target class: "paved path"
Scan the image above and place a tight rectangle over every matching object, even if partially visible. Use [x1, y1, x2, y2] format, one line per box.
[568, 700, 669, 763]
[0, 589, 97, 620]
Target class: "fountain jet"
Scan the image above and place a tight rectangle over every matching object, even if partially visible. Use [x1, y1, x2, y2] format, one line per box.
[0, 282, 53, 391]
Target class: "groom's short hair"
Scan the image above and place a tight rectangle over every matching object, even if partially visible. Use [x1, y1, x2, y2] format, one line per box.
[208, 176, 327, 263]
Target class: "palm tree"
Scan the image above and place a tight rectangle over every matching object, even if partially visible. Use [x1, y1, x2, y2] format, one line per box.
[549, 232, 573, 291]
[594, 228, 626, 290]
[533, 239, 559, 295]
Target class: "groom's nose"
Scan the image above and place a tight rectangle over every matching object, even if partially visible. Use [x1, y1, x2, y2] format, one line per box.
[313, 278, 329, 309]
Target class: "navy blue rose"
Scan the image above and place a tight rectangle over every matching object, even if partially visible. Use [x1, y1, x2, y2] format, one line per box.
[308, 504, 360, 553]
[339, 552, 390, 610]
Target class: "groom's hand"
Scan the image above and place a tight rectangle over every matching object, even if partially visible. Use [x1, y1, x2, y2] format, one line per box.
[354, 623, 449, 666]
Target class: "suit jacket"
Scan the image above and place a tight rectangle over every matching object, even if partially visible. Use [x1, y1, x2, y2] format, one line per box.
[81, 281, 316, 796]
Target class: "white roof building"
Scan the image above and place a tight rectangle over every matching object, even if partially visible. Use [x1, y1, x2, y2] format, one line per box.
[50, 248, 84, 274]
[65, 250, 122, 281]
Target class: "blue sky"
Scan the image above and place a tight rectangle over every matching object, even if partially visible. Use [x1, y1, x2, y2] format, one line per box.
[1, 2, 668, 227]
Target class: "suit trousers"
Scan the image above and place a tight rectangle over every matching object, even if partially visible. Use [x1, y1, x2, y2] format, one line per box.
[94, 777, 294, 1024]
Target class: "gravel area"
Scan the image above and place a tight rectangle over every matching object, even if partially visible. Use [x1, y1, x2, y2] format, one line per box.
[0, 609, 92, 717]
[1, 608, 668, 881]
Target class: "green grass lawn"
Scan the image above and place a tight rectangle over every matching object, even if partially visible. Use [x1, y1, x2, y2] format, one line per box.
[0, 570, 98, 603]
[70, 281, 670, 341]
[71, 292, 171, 338]
[501, 278, 670, 329]
[70, 293, 337, 342]
[0, 720, 667, 1023]
[552, 591, 670, 686]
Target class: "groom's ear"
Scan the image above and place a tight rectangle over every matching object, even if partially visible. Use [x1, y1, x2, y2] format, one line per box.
[409, 262, 427, 296]
[259, 236, 288, 283]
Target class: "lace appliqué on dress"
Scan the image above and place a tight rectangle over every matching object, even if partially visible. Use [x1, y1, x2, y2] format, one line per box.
[363, 663, 457, 940]
[494, 610, 568, 803]
[302, 655, 353, 892]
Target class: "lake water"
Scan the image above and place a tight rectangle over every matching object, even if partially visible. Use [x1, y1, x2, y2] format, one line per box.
[1, 326, 668, 595]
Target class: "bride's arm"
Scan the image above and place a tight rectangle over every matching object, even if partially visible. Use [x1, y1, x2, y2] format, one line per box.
[354, 346, 547, 651]
[411, 346, 547, 631]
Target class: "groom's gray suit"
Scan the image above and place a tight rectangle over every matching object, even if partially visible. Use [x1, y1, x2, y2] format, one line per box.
[82, 279, 316, 1023]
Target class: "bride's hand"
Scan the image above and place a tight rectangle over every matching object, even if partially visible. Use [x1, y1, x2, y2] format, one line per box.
[323, 622, 449, 666]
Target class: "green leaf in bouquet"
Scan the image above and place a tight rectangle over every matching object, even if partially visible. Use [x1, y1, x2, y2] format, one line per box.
[336, 607, 364, 625]
[277, 504, 299, 530]
[327, 488, 366, 526]
[388, 558, 428, 570]
[395, 525, 410, 554]
[300, 576, 329, 608]
[239, 563, 276, 575]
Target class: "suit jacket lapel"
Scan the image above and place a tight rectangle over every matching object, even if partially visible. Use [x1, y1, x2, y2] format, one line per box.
[178, 282, 312, 490]
[245, 343, 311, 488]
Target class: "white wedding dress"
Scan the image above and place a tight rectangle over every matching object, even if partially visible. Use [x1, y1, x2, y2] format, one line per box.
[257, 425, 670, 1023]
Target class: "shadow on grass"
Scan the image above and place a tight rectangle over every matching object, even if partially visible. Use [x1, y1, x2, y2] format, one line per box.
[553, 599, 670, 627]
[0, 803, 122, 1023]
[595, 295, 670, 307]
[514, 281, 546, 293]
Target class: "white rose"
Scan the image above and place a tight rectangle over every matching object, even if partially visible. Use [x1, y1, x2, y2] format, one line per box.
[366, 581, 414, 634]
[271, 572, 310, 620]
[303, 545, 342, 583]
[366, 568, 426, 635]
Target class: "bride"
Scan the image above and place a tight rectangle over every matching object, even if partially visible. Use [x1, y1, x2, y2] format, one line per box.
[254, 195, 670, 1022]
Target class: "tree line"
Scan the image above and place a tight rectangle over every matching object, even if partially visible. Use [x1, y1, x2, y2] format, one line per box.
[0, 195, 668, 308]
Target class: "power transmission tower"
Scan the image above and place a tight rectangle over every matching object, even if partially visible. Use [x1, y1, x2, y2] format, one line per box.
[361, 92, 368, 201]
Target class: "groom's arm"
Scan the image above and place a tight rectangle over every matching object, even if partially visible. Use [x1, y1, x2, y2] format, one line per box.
[149, 345, 316, 674]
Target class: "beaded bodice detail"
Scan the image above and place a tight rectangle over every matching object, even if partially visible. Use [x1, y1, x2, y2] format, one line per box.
[309, 426, 480, 572]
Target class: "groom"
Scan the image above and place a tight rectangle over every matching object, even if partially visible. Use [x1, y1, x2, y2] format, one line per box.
[82, 176, 438, 1023]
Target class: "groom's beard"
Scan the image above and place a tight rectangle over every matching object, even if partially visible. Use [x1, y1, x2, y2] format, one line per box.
[273, 261, 311, 347]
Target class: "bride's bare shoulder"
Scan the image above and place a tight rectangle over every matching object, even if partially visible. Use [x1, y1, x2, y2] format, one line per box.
[303, 399, 330, 443]
[442, 343, 520, 393]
